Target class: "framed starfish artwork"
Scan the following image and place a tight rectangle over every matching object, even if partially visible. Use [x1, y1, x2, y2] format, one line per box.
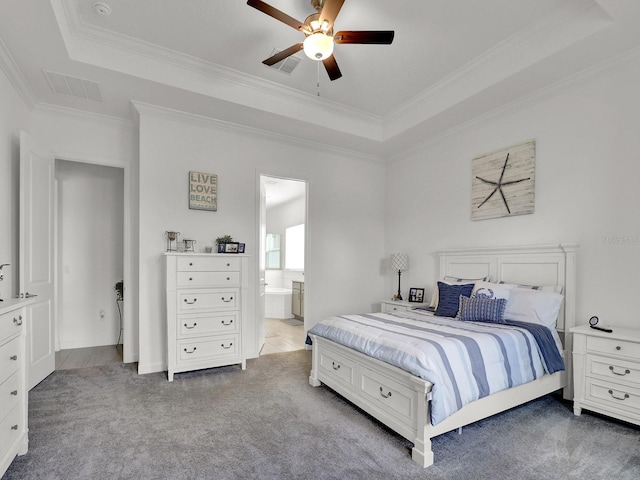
[471, 140, 535, 220]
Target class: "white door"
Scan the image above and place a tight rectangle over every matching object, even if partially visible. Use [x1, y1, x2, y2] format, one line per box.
[257, 177, 267, 353]
[20, 131, 56, 390]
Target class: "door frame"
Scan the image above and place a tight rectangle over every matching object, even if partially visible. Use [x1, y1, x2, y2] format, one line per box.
[255, 170, 309, 358]
[54, 154, 134, 363]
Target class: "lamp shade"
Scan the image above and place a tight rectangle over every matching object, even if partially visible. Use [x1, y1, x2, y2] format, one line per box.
[390, 253, 408, 272]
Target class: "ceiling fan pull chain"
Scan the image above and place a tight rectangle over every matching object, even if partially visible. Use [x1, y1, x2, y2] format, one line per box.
[317, 60, 321, 96]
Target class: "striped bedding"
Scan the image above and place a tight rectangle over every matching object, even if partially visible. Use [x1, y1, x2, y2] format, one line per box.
[307, 309, 564, 425]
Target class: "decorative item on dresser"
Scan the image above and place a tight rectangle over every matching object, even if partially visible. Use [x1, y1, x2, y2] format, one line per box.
[165, 253, 249, 381]
[0, 299, 32, 478]
[571, 324, 640, 427]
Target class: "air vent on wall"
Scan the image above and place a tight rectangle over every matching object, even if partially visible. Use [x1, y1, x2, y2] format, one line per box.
[43, 70, 103, 102]
[265, 49, 300, 74]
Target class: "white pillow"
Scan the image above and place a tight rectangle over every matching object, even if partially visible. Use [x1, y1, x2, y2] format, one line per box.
[471, 281, 513, 301]
[429, 276, 488, 308]
[503, 287, 564, 329]
[499, 281, 563, 294]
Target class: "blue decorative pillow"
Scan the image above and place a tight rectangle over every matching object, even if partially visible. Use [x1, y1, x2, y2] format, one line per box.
[434, 282, 474, 317]
[458, 296, 507, 323]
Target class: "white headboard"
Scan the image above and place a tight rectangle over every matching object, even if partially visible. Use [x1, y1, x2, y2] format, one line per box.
[438, 244, 578, 334]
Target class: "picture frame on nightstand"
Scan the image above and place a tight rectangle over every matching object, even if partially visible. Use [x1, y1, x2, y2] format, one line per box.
[408, 288, 425, 303]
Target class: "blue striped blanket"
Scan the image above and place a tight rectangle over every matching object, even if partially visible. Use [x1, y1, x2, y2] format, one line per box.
[307, 309, 564, 425]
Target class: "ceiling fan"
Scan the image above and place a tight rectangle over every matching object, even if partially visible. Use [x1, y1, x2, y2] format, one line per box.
[247, 0, 394, 81]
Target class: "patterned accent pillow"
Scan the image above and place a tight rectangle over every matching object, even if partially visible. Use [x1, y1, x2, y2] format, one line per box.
[429, 276, 489, 308]
[434, 282, 474, 317]
[471, 281, 512, 301]
[458, 296, 508, 323]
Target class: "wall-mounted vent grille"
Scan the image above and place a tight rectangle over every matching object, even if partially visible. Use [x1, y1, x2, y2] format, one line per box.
[43, 70, 103, 102]
[266, 49, 301, 74]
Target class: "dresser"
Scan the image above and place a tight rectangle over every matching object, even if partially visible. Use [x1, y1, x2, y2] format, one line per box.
[165, 253, 249, 381]
[0, 299, 30, 478]
[572, 324, 640, 426]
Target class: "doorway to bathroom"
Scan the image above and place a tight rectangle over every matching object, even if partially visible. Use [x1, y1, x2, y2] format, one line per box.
[258, 175, 307, 356]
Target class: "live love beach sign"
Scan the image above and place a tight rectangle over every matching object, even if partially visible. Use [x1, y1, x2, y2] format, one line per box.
[189, 171, 217, 211]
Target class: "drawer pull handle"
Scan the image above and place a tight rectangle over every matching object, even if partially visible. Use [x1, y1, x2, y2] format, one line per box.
[184, 298, 197, 305]
[616, 346, 621, 351]
[609, 366, 631, 376]
[221, 343, 233, 349]
[379, 387, 392, 399]
[608, 389, 630, 401]
[189, 277, 193, 281]
[221, 320, 233, 326]
[10, 390, 18, 396]
[226, 277, 230, 281]
[226, 263, 230, 267]
[184, 347, 197, 354]
[13, 315, 23, 326]
[189, 262, 193, 266]
[221, 297, 233, 303]
[332, 362, 340, 371]
[11, 425, 18, 431]
[184, 323, 197, 329]
[10, 355, 18, 361]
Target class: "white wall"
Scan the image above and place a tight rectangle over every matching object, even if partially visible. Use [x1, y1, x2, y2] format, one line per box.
[386, 62, 640, 330]
[136, 108, 386, 374]
[0, 65, 31, 299]
[56, 160, 124, 349]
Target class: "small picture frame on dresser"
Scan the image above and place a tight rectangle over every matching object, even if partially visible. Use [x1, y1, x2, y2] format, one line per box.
[218, 242, 240, 253]
[408, 288, 425, 303]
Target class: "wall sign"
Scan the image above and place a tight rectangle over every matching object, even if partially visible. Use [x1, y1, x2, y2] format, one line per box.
[189, 171, 217, 211]
[471, 140, 535, 221]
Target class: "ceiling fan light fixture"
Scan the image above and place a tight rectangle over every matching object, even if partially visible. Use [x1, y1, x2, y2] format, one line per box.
[303, 32, 334, 60]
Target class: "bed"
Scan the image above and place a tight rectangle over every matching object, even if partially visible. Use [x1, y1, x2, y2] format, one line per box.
[307, 244, 578, 467]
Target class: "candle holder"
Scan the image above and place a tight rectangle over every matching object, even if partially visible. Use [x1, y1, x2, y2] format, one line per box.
[165, 231, 180, 252]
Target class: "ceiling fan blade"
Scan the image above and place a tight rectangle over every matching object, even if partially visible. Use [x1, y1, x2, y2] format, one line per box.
[334, 31, 395, 44]
[262, 43, 304, 66]
[322, 55, 342, 81]
[247, 0, 306, 32]
[319, 0, 345, 29]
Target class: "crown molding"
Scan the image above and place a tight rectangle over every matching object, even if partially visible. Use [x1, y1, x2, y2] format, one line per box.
[0, 36, 36, 109]
[389, 43, 640, 165]
[131, 100, 384, 164]
[384, 0, 612, 140]
[32, 102, 135, 130]
[50, 0, 383, 141]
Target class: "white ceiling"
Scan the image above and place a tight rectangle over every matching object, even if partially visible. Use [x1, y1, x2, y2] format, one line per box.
[1, 0, 639, 157]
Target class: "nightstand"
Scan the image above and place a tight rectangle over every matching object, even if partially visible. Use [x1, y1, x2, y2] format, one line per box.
[571, 324, 640, 427]
[381, 300, 429, 313]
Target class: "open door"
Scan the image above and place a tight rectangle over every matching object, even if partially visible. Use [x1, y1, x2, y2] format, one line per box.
[20, 131, 55, 390]
[257, 177, 267, 353]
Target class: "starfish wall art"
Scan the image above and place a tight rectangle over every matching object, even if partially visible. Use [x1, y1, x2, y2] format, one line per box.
[471, 140, 535, 220]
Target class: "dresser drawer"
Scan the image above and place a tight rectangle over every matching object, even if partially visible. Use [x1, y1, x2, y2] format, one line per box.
[177, 256, 240, 272]
[177, 335, 240, 363]
[586, 354, 640, 387]
[0, 310, 24, 344]
[0, 370, 21, 423]
[586, 336, 640, 361]
[177, 289, 239, 313]
[0, 338, 21, 384]
[178, 312, 239, 338]
[359, 366, 417, 426]
[585, 378, 640, 415]
[0, 403, 22, 458]
[317, 346, 357, 392]
[177, 271, 240, 288]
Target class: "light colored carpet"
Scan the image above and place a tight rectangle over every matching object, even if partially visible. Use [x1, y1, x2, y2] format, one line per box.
[4, 350, 640, 479]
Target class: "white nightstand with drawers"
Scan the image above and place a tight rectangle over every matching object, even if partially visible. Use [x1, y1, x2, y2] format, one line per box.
[165, 253, 249, 381]
[571, 324, 640, 426]
[380, 300, 429, 313]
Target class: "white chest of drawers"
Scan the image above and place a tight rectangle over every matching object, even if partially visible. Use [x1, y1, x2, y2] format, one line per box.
[0, 300, 29, 478]
[572, 324, 640, 426]
[166, 253, 249, 381]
